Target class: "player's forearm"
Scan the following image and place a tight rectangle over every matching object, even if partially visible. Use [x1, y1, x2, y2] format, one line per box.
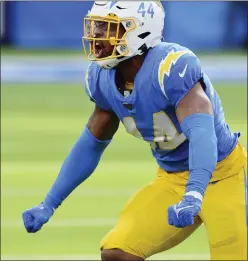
[180, 113, 217, 196]
[43, 127, 111, 209]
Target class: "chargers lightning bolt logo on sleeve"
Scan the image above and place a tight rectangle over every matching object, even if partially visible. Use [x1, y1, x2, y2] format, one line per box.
[158, 50, 188, 97]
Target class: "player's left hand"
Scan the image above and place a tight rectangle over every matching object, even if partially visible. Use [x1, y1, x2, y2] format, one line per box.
[168, 192, 202, 228]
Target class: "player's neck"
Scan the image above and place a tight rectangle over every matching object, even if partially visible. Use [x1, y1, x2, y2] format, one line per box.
[116, 54, 146, 84]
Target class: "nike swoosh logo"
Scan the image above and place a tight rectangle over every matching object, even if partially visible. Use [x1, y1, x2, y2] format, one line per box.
[179, 64, 188, 78]
[174, 204, 192, 218]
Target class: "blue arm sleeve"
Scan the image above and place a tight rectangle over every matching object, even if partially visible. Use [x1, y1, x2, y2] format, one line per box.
[180, 113, 218, 196]
[43, 127, 111, 209]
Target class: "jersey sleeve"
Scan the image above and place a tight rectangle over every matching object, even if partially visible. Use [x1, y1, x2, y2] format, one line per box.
[84, 62, 112, 111]
[157, 51, 203, 107]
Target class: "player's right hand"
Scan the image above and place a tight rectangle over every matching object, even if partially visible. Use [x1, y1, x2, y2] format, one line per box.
[22, 203, 54, 233]
[168, 191, 203, 228]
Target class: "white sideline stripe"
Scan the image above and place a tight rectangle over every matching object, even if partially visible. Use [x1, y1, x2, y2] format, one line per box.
[2, 188, 137, 197]
[1, 254, 210, 260]
[1, 161, 155, 175]
[2, 218, 117, 228]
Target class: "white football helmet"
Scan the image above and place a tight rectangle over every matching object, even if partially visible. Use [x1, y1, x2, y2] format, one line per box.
[82, 1, 165, 69]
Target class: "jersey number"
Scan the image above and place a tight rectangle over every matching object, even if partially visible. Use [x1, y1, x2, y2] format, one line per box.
[123, 111, 186, 151]
[138, 3, 154, 18]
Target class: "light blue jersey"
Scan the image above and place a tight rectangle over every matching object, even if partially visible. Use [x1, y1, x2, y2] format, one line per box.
[84, 42, 238, 172]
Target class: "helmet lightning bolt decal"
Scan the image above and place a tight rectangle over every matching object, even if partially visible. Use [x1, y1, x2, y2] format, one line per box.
[110, 0, 118, 9]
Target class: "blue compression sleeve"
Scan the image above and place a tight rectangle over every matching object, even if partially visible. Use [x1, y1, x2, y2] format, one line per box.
[43, 127, 111, 209]
[180, 113, 217, 196]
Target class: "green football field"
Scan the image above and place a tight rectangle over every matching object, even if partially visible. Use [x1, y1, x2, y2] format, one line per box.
[1, 82, 247, 260]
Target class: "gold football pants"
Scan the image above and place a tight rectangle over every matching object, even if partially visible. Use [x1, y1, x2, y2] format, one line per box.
[101, 143, 247, 260]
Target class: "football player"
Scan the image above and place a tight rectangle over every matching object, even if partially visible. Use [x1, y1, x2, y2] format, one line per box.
[22, 1, 247, 260]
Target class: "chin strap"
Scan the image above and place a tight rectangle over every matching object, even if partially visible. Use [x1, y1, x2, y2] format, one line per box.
[97, 58, 120, 69]
[96, 45, 147, 69]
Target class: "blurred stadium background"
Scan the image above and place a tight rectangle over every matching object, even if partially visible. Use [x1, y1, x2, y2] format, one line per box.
[1, 1, 247, 260]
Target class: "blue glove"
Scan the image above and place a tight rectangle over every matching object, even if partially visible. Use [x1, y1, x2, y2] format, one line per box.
[168, 191, 202, 228]
[22, 203, 54, 233]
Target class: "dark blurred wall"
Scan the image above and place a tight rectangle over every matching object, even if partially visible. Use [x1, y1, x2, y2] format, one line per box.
[5, 1, 248, 50]
[7, 1, 90, 48]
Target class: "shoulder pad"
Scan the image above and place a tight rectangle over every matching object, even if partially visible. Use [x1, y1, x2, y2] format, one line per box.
[157, 50, 203, 106]
[84, 62, 111, 111]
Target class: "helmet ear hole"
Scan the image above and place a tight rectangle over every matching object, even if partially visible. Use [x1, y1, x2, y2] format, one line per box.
[138, 32, 151, 39]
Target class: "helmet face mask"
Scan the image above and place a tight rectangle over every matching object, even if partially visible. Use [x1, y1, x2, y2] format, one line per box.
[82, 1, 165, 69]
[82, 15, 136, 63]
